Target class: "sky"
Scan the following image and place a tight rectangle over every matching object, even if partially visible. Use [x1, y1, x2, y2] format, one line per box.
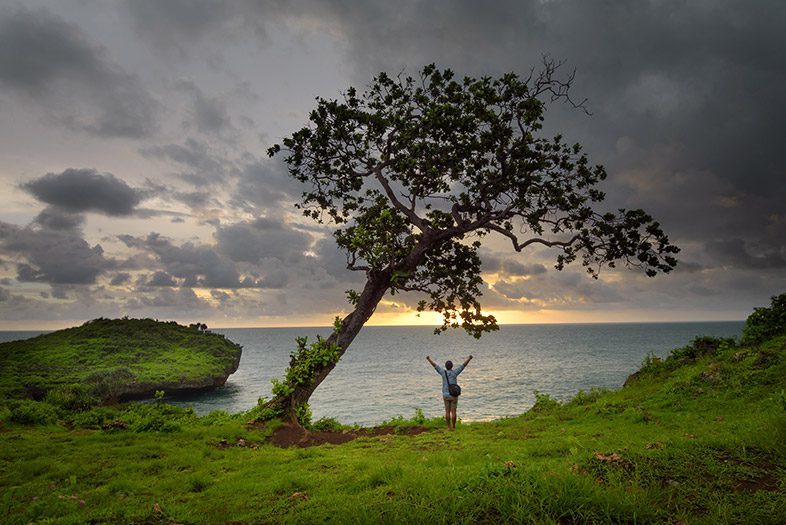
[0, 0, 784, 330]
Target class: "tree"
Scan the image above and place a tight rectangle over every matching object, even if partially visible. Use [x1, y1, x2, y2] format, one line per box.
[265, 61, 679, 424]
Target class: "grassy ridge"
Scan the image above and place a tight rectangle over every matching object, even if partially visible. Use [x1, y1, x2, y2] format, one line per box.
[0, 318, 242, 401]
[1, 327, 785, 523]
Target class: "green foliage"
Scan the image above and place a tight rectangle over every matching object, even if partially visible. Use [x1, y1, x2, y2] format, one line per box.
[295, 403, 313, 427]
[8, 400, 59, 425]
[664, 336, 735, 369]
[271, 336, 342, 398]
[531, 390, 561, 412]
[310, 417, 353, 432]
[742, 293, 786, 345]
[637, 352, 666, 376]
[567, 387, 609, 406]
[244, 397, 282, 422]
[44, 384, 98, 412]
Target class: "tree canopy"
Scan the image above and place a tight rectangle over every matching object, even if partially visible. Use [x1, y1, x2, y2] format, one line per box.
[266, 61, 679, 422]
[271, 61, 678, 336]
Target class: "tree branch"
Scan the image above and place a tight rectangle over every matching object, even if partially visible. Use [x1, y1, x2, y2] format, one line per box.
[373, 165, 429, 231]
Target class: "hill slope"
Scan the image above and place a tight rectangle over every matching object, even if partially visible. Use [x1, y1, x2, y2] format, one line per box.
[1, 298, 785, 524]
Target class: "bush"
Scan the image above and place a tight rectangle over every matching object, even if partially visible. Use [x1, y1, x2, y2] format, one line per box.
[530, 391, 560, 412]
[742, 293, 786, 345]
[310, 417, 349, 432]
[45, 384, 98, 412]
[568, 387, 609, 406]
[665, 336, 734, 368]
[9, 400, 60, 425]
[71, 407, 121, 428]
[85, 367, 136, 400]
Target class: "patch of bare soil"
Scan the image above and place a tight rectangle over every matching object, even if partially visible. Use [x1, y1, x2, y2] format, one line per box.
[266, 423, 429, 448]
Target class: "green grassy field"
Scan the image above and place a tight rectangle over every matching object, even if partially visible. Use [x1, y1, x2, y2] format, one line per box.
[1, 298, 785, 524]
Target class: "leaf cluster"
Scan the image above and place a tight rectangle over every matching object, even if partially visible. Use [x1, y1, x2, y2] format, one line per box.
[742, 293, 786, 345]
[271, 336, 341, 398]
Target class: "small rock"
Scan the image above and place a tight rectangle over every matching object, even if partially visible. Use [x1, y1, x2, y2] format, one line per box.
[666, 479, 680, 488]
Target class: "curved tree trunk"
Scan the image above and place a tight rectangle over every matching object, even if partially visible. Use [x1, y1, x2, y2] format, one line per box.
[266, 233, 443, 425]
[267, 269, 392, 423]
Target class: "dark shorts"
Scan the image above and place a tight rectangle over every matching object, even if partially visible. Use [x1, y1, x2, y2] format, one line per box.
[443, 396, 457, 410]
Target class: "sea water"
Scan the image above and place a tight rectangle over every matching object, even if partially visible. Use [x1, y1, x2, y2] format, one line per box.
[0, 322, 743, 426]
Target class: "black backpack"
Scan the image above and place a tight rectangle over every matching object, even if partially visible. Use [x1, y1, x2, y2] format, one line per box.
[444, 370, 461, 397]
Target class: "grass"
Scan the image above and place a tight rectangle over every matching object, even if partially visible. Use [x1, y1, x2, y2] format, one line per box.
[1, 330, 785, 523]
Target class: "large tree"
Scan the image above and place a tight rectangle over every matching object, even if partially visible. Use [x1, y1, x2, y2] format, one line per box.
[265, 61, 679, 424]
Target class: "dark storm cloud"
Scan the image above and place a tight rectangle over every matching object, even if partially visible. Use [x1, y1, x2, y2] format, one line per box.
[705, 239, 786, 270]
[33, 206, 85, 231]
[22, 168, 144, 216]
[119, 232, 263, 289]
[306, 0, 786, 305]
[0, 221, 110, 284]
[215, 217, 311, 264]
[0, 4, 158, 137]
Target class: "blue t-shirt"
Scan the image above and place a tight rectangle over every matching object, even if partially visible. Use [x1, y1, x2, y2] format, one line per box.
[435, 363, 464, 398]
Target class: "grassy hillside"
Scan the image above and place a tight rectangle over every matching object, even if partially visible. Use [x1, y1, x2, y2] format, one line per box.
[0, 318, 242, 402]
[1, 298, 785, 524]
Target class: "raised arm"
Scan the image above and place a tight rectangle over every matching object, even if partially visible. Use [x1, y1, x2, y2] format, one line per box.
[426, 355, 437, 368]
[463, 355, 474, 368]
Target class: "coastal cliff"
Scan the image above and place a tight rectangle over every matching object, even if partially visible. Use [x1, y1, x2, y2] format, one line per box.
[0, 317, 242, 401]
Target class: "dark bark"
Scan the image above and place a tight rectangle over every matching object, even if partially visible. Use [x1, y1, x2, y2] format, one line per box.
[268, 233, 441, 424]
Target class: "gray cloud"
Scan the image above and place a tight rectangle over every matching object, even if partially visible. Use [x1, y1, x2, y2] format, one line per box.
[215, 217, 311, 264]
[176, 80, 234, 135]
[0, 222, 110, 284]
[141, 138, 233, 187]
[123, 0, 252, 57]
[33, 206, 85, 231]
[22, 168, 144, 216]
[705, 239, 786, 270]
[119, 232, 261, 289]
[109, 272, 131, 286]
[0, 4, 158, 137]
[503, 261, 547, 277]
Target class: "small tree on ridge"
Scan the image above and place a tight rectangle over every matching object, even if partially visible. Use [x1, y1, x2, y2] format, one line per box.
[265, 61, 679, 424]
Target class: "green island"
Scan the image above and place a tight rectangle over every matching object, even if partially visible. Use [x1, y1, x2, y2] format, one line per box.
[0, 318, 243, 403]
[1, 296, 785, 524]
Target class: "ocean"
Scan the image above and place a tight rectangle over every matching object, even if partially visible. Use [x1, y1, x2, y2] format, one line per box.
[0, 322, 743, 426]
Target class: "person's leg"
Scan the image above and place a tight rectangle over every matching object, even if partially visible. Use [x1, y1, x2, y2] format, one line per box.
[443, 398, 451, 428]
[450, 403, 457, 429]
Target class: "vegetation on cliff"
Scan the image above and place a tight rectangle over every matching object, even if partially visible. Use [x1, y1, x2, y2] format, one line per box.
[0, 318, 242, 406]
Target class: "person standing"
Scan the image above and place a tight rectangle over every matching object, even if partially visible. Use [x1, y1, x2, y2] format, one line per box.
[426, 355, 473, 430]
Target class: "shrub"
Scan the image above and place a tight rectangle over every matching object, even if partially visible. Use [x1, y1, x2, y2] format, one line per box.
[71, 407, 120, 428]
[9, 400, 60, 425]
[85, 367, 135, 400]
[742, 293, 786, 345]
[568, 387, 609, 406]
[530, 391, 560, 412]
[665, 336, 734, 368]
[45, 384, 98, 412]
[310, 417, 349, 432]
